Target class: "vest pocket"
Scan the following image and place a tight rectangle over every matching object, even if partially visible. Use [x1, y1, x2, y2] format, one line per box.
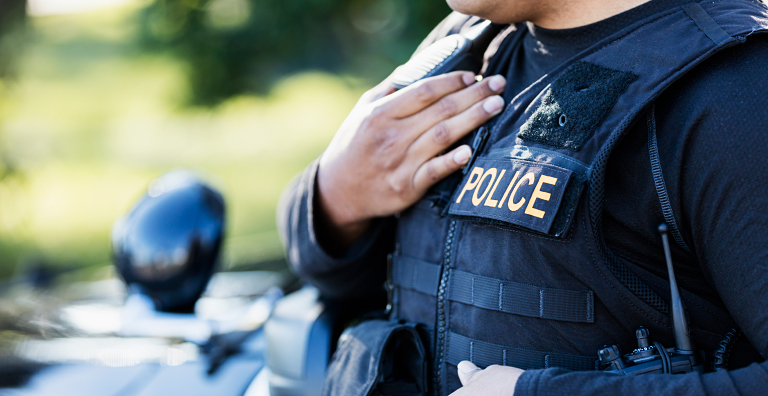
[322, 320, 428, 396]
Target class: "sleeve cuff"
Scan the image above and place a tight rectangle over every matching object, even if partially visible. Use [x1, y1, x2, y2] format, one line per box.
[514, 369, 545, 396]
[304, 158, 388, 265]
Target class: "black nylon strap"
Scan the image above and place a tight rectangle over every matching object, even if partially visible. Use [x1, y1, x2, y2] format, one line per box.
[392, 255, 442, 296]
[683, 3, 732, 46]
[449, 270, 595, 323]
[647, 105, 692, 253]
[393, 255, 595, 322]
[446, 332, 598, 371]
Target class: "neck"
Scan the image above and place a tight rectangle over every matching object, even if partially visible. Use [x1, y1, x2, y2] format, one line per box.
[531, 0, 653, 29]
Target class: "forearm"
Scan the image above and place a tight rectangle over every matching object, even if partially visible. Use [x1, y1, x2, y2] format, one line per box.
[277, 158, 394, 301]
[515, 362, 768, 396]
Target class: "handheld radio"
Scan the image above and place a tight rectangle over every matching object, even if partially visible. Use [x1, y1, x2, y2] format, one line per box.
[388, 21, 503, 90]
[597, 224, 704, 375]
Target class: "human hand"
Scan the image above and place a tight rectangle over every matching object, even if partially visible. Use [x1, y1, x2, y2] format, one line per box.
[316, 71, 506, 245]
[449, 361, 525, 396]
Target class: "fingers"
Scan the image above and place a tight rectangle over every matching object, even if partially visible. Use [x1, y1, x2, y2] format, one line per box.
[412, 145, 472, 193]
[457, 361, 482, 386]
[407, 95, 504, 161]
[378, 71, 477, 118]
[408, 74, 506, 134]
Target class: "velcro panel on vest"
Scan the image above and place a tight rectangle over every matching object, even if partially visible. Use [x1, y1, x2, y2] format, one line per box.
[392, 255, 442, 296]
[517, 61, 637, 151]
[449, 270, 594, 323]
[392, 255, 594, 323]
[446, 332, 597, 371]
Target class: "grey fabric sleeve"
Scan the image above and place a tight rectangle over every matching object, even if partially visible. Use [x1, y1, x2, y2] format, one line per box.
[276, 158, 394, 301]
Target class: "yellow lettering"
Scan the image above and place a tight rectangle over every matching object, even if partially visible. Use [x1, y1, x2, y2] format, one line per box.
[498, 171, 520, 208]
[525, 175, 558, 219]
[484, 169, 506, 207]
[456, 167, 484, 203]
[508, 172, 535, 212]
[472, 168, 498, 206]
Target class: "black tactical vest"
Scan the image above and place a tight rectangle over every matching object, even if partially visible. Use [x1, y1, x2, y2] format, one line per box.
[389, 1, 768, 394]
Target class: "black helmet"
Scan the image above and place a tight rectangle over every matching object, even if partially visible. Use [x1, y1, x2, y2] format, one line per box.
[112, 170, 226, 313]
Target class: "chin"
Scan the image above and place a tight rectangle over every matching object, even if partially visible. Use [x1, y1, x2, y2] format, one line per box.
[446, 0, 537, 24]
[446, 0, 493, 17]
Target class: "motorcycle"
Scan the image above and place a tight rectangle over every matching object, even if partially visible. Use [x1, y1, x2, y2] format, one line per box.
[0, 171, 341, 396]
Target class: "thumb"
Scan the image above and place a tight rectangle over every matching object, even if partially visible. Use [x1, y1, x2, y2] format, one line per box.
[457, 361, 482, 386]
[361, 80, 396, 104]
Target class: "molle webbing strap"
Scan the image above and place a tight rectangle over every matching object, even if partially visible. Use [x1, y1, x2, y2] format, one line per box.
[446, 332, 598, 371]
[450, 270, 594, 323]
[392, 255, 442, 296]
[392, 255, 594, 323]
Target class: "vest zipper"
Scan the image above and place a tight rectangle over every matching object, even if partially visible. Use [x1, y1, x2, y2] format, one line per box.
[462, 126, 489, 175]
[434, 219, 456, 395]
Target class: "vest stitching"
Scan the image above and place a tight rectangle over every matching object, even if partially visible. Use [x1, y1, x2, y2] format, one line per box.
[471, 276, 475, 305]
[498, 283, 504, 311]
[413, 263, 420, 288]
[491, 146, 590, 171]
[474, 221, 573, 242]
[450, 208, 556, 229]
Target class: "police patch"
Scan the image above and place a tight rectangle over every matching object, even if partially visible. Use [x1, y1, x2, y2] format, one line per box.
[448, 158, 573, 235]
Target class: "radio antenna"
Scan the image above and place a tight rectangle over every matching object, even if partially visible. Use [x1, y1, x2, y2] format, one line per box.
[658, 224, 694, 354]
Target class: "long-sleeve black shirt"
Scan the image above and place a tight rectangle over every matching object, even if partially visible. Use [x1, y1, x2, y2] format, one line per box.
[278, 0, 768, 394]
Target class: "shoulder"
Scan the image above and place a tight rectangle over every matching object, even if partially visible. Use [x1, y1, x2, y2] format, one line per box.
[660, 33, 768, 119]
[652, 32, 768, 254]
[639, 33, 768, 244]
[654, 34, 768, 161]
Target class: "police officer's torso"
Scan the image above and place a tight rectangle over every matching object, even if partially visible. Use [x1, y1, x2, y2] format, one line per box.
[389, 1, 768, 394]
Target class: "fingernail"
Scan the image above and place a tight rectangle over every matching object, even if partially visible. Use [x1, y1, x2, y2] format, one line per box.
[453, 146, 472, 164]
[458, 361, 479, 374]
[483, 95, 504, 115]
[462, 73, 476, 86]
[488, 75, 506, 92]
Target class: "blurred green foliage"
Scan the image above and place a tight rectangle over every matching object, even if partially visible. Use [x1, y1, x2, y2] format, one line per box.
[0, 0, 452, 281]
[0, 0, 27, 278]
[0, 4, 371, 279]
[0, 0, 26, 80]
[138, 0, 451, 105]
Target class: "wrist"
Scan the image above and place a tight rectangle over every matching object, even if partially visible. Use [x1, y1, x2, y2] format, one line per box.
[315, 164, 372, 248]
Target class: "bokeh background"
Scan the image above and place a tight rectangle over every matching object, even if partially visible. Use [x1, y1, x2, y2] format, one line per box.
[0, 0, 451, 282]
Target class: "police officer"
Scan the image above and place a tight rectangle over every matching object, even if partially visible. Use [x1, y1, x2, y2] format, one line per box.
[279, 0, 768, 394]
